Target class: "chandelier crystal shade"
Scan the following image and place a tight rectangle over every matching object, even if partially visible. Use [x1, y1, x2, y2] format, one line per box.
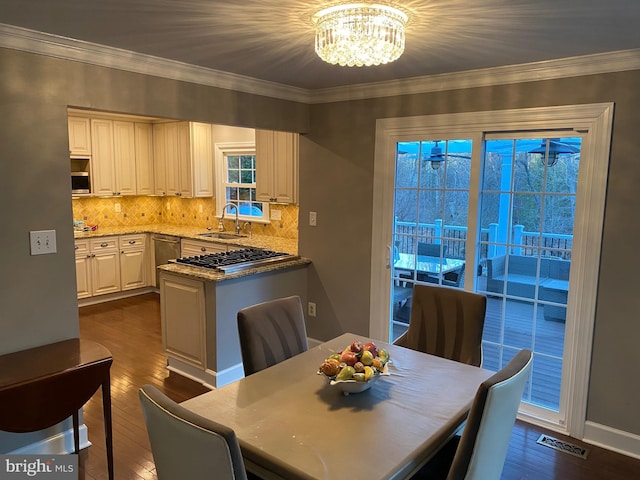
[314, 3, 408, 67]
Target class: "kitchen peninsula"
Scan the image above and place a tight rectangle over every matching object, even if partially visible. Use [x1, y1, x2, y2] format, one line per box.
[157, 242, 310, 389]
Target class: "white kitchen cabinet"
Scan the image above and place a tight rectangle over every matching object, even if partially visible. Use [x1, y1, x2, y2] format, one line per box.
[68, 116, 92, 156]
[119, 234, 148, 291]
[255, 130, 299, 204]
[134, 123, 155, 195]
[160, 273, 206, 368]
[75, 237, 121, 298]
[91, 119, 137, 196]
[75, 240, 92, 299]
[181, 239, 227, 257]
[153, 121, 213, 198]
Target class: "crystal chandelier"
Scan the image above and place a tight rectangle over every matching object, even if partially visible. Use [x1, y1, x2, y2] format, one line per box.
[313, 3, 408, 67]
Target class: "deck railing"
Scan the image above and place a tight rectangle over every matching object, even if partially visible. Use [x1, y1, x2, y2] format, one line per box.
[394, 219, 573, 261]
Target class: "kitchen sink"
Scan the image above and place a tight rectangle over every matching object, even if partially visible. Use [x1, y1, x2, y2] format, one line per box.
[197, 232, 247, 239]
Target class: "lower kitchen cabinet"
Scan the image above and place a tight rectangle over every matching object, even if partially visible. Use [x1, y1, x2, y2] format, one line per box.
[159, 273, 206, 369]
[120, 234, 148, 290]
[75, 234, 149, 299]
[75, 237, 121, 298]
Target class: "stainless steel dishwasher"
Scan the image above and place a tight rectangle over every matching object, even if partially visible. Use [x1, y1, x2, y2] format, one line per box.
[152, 234, 181, 287]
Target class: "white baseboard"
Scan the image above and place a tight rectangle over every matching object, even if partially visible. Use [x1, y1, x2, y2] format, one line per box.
[583, 421, 640, 459]
[8, 425, 90, 455]
[166, 357, 243, 390]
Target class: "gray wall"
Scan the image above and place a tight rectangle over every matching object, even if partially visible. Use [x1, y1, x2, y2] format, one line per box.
[299, 71, 640, 437]
[1, 43, 639, 451]
[0, 47, 308, 451]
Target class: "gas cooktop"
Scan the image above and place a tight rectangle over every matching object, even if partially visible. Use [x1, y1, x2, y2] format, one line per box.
[171, 248, 299, 273]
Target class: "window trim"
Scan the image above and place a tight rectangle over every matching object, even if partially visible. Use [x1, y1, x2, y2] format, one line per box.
[214, 142, 270, 224]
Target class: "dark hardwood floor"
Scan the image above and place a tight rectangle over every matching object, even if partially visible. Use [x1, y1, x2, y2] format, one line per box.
[78, 293, 640, 480]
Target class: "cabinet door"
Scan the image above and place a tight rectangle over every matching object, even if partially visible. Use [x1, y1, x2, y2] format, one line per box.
[272, 131, 298, 204]
[68, 116, 91, 156]
[255, 130, 298, 203]
[91, 119, 116, 196]
[120, 248, 147, 290]
[75, 254, 92, 299]
[255, 129, 275, 202]
[190, 122, 213, 197]
[163, 122, 181, 196]
[153, 123, 167, 195]
[91, 250, 121, 295]
[177, 122, 193, 197]
[113, 121, 137, 195]
[135, 123, 155, 195]
[160, 274, 206, 367]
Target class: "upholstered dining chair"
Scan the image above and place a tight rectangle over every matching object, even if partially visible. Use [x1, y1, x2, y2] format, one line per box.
[394, 284, 486, 366]
[237, 295, 308, 376]
[411, 349, 533, 480]
[139, 384, 248, 480]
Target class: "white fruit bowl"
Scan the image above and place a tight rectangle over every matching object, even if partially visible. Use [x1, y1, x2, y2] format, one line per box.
[330, 373, 381, 395]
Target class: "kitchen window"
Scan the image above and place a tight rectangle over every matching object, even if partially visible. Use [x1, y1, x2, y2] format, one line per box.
[215, 142, 269, 223]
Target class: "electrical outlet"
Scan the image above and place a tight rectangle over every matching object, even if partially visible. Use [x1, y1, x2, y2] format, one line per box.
[270, 209, 282, 221]
[114, 203, 121, 213]
[29, 230, 57, 255]
[308, 302, 317, 317]
[309, 211, 317, 226]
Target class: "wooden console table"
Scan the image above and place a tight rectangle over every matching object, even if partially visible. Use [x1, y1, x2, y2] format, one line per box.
[0, 338, 113, 480]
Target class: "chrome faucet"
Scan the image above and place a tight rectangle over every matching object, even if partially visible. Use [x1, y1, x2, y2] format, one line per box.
[220, 203, 241, 234]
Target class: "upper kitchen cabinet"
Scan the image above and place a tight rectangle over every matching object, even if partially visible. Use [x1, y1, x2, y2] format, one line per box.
[255, 130, 299, 204]
[68, 116, 92, 157]
[134, 123, 154, 196]
[91, 119, 137, 196]
[153, 122, 213, 198]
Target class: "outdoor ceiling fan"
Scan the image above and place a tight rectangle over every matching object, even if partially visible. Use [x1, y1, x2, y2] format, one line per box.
[423, 141, 469, 170]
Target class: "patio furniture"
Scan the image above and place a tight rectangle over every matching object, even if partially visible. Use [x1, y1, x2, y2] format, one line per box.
[394, 284, 487, 367]
[486, 255, 570, 321]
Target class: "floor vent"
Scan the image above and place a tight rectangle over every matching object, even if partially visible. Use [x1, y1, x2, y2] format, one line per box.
[536, 434, 590, 459]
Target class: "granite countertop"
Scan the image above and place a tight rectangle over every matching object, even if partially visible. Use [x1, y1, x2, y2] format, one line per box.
[157, 257, 312, 283]
[73, 224, 298, 255]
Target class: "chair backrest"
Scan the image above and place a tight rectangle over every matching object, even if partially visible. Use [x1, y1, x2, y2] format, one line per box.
[394, 284, 486, 366]
[447, 349, 533, 480]
[237, 295, 308, 376]
[139, 384, 247, 480]
[418, 242, 448, 257]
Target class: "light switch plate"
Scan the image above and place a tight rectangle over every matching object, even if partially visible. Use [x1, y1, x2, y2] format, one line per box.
[309, 211, 317, 226]
[30, 230, 57, 255]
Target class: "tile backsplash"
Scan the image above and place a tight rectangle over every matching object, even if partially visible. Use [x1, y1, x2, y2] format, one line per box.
[72, 196, 299, 239]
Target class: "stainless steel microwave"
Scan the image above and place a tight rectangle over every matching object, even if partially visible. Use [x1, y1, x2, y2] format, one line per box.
[71, 171, 91, 195]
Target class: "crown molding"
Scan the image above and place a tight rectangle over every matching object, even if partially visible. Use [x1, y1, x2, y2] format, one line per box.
[1, 23, 639, 106]
[310, 49, 640, 104]
[0, 23, 312, 104]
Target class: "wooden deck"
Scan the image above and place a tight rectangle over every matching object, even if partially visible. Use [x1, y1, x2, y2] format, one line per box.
[392, 278, 565, 410]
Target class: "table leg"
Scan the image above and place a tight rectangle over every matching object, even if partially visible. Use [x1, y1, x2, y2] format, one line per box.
[72, 411, 80, 454]
[102, 376, 114, 480]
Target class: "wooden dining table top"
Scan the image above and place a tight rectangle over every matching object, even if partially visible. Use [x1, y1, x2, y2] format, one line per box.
[181, 332, 492, 480]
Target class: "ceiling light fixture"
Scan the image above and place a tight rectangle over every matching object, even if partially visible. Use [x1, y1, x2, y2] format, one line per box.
[313, 3, 408, 67]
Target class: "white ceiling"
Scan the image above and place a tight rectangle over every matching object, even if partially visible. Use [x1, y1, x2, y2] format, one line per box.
[1, 0, 639, 91]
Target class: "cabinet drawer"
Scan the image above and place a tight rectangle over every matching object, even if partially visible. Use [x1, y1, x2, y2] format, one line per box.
[74, 239, 90, 256]
[90, 237, 118, 251]
[181, 239, 227, 256]
[119, 234, 146, 249]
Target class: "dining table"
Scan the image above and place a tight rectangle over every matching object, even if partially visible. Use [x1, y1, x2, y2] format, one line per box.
[181, 332, 493, 480]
